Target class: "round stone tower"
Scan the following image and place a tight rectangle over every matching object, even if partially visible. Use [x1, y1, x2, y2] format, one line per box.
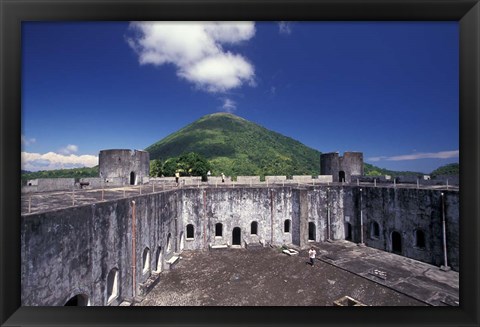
[99, 149, 150, 185]
[320, 151, 363, 183]
[320, 152, 340, 179]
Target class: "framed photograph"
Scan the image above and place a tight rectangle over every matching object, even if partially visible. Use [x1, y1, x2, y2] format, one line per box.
[1, 0, 479, 326]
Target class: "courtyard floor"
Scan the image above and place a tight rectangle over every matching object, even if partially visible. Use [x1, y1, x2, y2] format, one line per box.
[134, 241, 459, 306]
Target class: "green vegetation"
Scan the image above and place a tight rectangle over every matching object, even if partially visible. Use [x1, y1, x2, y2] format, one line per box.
[363, 163, 423, 177]
[430, 163, 459, 177]
[150, 152, 212, 180]
[21, 166, 99, 181]
[145, 113, 321, 178]
[22, 113, 457, 181]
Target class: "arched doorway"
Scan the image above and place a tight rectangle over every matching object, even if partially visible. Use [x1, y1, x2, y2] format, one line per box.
[64, 294, 89, 306]
[232, 227, 241, 245]
[142, 247, 150, 274]
[130, 171, 136, 185]
[166, 233, 172, 253]
[179, 232, 185, 251]
[186, 224, 194, 239]
[106, 268, 119, 303]
[415, 230, 426, 248]
[155, 247, 162, 273]
[392, 231, 402, 254]
[339, 171, 346, 183]
[250, 221, 258, 235]
[370, 221, 380, 239]
[215, 223, 223, 237]
[345, 222, 352, 241]
[308, 222, 316, 241]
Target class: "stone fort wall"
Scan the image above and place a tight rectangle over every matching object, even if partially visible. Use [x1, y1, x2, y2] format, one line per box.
[321, 152, 363, 183]
[21, 185, 459, 306]
[99, 149, 150, 185]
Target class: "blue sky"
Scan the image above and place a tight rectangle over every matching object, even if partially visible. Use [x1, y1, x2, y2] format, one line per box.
[22, 21, 459, 173]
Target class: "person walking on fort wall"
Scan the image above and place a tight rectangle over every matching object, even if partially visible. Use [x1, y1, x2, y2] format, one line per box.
[308, 247, 316, 267]
[221, 173, 225, 183]
[175, 171, 180, 185]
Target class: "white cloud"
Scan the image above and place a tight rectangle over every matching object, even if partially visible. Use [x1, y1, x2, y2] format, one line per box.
[127, 21, 256, 93]
[368, 150, 459, 162]
[204, 22, 256, 43]
[278, 22, 292, 35]
[21, 135, 36, 146]
[180, 52, 254, 92]
[220, 98, 237, 113]
[22, 151, 98, 171]
[59, 144, 79, 155]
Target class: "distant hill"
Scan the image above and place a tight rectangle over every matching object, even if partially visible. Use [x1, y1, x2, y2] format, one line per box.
[430, 163, 459, 177]
[145, 113, 322, 177]
[21, 166, 99, 181]
[364, 163, 423, 177]
[22, 112, 455, 180]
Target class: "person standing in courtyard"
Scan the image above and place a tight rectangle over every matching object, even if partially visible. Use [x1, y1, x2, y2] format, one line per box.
[308, 247, 316, 267]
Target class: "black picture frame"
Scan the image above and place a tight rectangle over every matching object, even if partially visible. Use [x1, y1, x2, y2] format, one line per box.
[1, 0, 478, 326]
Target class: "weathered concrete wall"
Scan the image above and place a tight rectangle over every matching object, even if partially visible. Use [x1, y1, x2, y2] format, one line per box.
[99, 149, 149, 185]
[21, 200, 130, 306]
[345, 187, 459, 271]
[292, 175, 314, 183]
[207, 176, 231, 184]
[316, 175, 333, 183]
[182, 177, 202, 185]
[265, 176, 287, 183]
[236, 176, 261, 184]
[198, 188, 294, 247]
[78, 177, 104, 189]
[21, 190, 180, 306]
[430, 175, 459, 186]
[37, 178, 75, 192]
[21, 185, 459, 306]
[320, 152, 363, 183]
[21, 185, 38, 193]
[340, 152, 363, 182]
[320, 152, 338, 179]
[103, 177, 125, 186]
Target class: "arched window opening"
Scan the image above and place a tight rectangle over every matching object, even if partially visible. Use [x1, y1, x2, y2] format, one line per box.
[186, 224, 194, 239]
[392, 231, 402, 254]
[179, 232, 184, 252]
[106, 268, 119, 303]
[215, 223, 223, 237]
[166, 233, 172, 253]
[251, 221, 258, 235]
[370, 221, 380, 239]
[142, 247, 150, 274]
[130, 171, 136, 185]
[64, 294, 89, 306]
[308, 222, 316, 241]
[284, 219, 291, 233]
[339, 171, 346, 183]
[232, 227, 241, 245]
[155, 247, 162, 273]
[415, 230, 426, 249]
[345, 223, 352, 241]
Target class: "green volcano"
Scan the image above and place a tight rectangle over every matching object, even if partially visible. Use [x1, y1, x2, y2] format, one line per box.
[145, 113, 322, 177]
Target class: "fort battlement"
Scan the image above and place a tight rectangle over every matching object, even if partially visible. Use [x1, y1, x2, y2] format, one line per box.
[21, 184, 459, 306]
[20, 149, 459, 306]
